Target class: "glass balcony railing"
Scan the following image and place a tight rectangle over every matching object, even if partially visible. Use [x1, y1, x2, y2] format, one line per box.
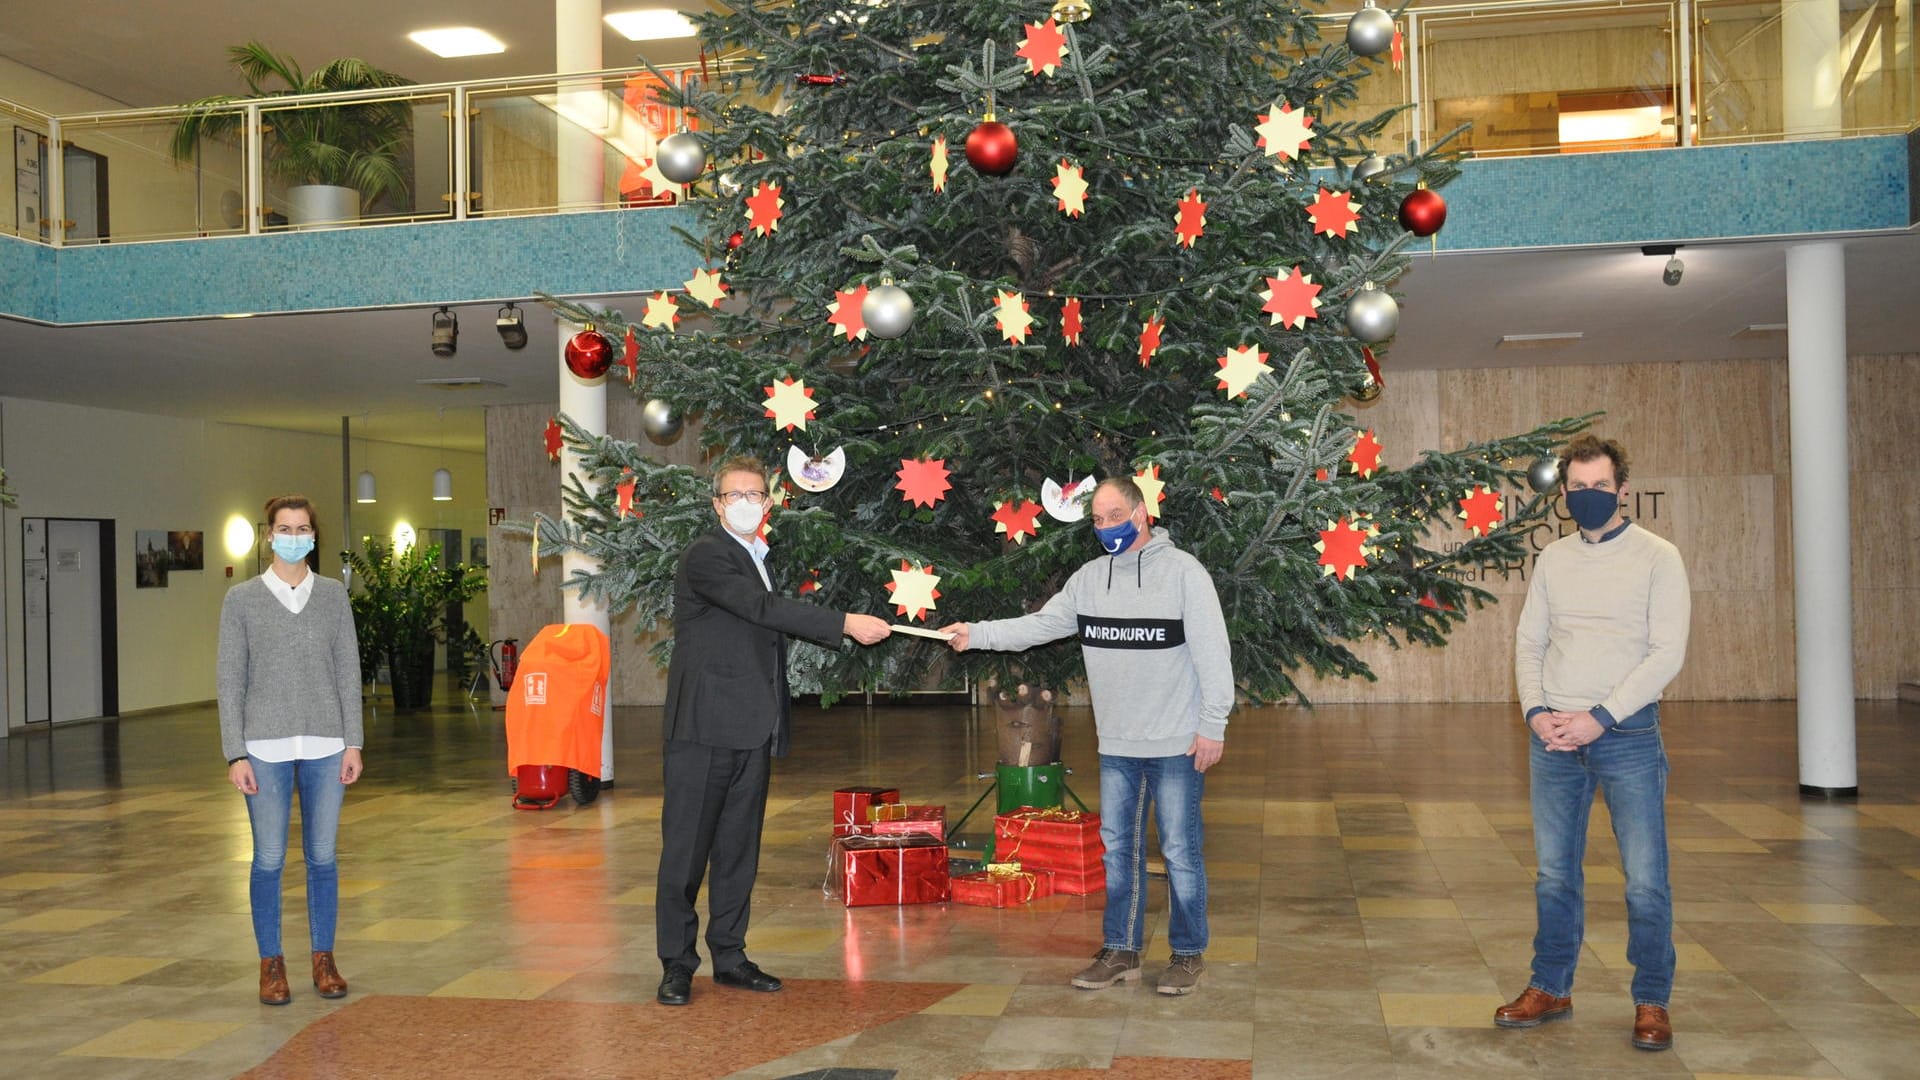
[1, 2, 1912, 247]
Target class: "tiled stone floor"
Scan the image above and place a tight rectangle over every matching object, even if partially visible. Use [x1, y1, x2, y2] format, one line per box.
[2, 688, 1918, 1078]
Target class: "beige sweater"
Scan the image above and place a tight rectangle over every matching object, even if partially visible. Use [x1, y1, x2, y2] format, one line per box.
[1514, 522, 1690, 726]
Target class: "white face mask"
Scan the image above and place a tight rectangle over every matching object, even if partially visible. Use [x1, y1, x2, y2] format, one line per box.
[723, 500, 764, 536]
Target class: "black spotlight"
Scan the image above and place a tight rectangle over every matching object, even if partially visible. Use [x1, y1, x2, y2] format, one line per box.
[431, 306, 458, 357]
[496, 303, 528, 350]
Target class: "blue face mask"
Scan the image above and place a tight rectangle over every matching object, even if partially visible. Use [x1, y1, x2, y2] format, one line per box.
[1095, 516, 1139, 555]
[271, 535, 316, 564]
[1564, 488, 1620, 531]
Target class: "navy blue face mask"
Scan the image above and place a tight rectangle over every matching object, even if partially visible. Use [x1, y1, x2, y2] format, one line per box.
[1565, 487, 1620, 531]
[1095, 516, 1139, 555]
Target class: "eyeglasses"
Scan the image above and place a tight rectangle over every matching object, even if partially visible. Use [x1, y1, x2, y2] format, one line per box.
[271, 525, 316, 535]
[718, 490, 769, 505]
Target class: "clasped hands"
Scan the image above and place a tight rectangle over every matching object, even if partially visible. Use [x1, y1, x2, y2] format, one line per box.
[1530, 710, 1605, 751]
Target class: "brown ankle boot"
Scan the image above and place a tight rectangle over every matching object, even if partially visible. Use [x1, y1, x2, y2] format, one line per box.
[311, 950, 348, 999]
[259, 956, 291, 1005]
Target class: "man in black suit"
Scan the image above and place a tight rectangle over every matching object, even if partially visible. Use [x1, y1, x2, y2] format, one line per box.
[656, 455, 892, 1006]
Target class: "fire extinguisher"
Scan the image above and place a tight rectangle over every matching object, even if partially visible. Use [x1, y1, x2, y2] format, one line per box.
[488, 638, 520, 708]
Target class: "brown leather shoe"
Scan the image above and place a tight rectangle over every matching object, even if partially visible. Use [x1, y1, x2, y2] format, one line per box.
[259, 956, 291, 1005]
[1494, 987, 1572, 1028]
[1633, 1004, 1672, 1051]
[311, 950, 348, 999]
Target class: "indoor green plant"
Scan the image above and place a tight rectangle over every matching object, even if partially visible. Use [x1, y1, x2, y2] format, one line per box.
[168, 42, 414, 225]
[343, 540, 486, 710]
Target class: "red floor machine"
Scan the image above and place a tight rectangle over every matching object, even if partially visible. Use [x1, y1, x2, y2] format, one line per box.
[504, 623, 610, 809]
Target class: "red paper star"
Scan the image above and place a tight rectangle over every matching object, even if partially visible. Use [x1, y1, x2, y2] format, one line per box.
[615, 470, 639, 519]
[1016, 18, 1069, 76]
[1348, 429, 1384, 478]
[1316, 517, 1373, 581]
[1307, 187, 1360, 238]
[543, 417, 563, 462]
[745, 181, 784, 236]
[990, 499, 1044, 545]
[827, 283, 870, 341]
[1316, 468, 1331, 482]
[1174, 188, 1207, 248]
[618, 326, 639, 383]
[895, 458, 953, 508]
[1138, 315, 1164, 367]
[1260, 267, 1322, 328]
[1362, 345, 1385, 388]
[1418, 592, 1455, 611]
[1211, 487, 1226, 503]
[798, 571, 821, 595]
[1458, 485, 1503, 537]
[1061, 297, 1083, 345]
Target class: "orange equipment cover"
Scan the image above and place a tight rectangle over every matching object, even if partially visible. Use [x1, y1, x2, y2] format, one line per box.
[505, 623, 610, 778]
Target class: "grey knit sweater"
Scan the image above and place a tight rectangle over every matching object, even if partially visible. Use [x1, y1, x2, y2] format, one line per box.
[217, 574, 365, 761]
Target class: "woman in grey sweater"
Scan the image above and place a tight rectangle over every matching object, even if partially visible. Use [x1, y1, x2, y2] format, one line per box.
[217, 494, 365, 1006]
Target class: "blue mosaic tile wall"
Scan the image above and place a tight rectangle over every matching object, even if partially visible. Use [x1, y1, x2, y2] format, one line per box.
[0, 234, 57, 322]
[2, 135, 1911, 325]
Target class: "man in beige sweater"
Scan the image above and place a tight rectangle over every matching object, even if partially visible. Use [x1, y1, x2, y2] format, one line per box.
[1494, 435, 1690, 1052]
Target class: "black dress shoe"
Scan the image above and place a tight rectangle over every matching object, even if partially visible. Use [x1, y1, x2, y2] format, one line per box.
[712, 959, 782, 993]
[657, 962, 694, 1006]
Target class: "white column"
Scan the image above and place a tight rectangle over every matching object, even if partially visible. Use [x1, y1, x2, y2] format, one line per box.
[557, 0, 614, 783]
[1785, 241, 1856, 796]
[1781, 0, 1843, 137]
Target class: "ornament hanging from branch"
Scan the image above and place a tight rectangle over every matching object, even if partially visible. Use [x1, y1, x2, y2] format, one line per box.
[1042, 475, 1095, 522]
[615, 470, 639, 519]
[991, 499, 1045, 545]
[763, 376, 817, 432]
[1137, 314, 1164, 367]
[745, 181, 784, 236]
[1527, 456, 1561, 493]
[1017, 18, 1069, 76]
[641, 292, 680, 331]
[1052, 160, 1088, 217]
[1061, 297, 1084, 345]
[1458, 485, 1503, 537]
[617, 326, 639, 384]
[966, 118, 1019, 175]
[543, 417, 564, 462]
[1398, 186, 1448, 237]
[895, 458, 953, 508]
[1173, 188, 1207, 247]
[1316, 515, 1380, 581]
[1133, 464, 1167, 519]
[931, 136, 950, 192]
[1347, 1, 1396, 57]
[827, 283, 871, 341]
[684, 267, 729, 307]
[1344, 282, 1399, 343]
[787, 445, 848, 492]
[565, 330, 613, 379]
[1216, 345, 1272, 399]
[655, 131, 707, 185]
[793, 71, 849, 86]
[1255, 100, 1315, 163]
[994, 290, 1034, 344]
[1260, 267, 1322, 328]
[641, 398, 681, 443]
[1307, 187, 1361, 237]
[863, 282, 915, 339]
[885, 561, 942, 621]
[1348, 429, 1384, 478]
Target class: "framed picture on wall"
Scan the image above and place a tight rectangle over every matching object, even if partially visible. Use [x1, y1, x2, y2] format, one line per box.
[469, 537, 488, 567]
[168, 530, 204, 571]
[134, 530, 168, 588]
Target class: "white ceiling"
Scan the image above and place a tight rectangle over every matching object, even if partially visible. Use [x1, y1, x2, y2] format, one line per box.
[1, 2, 1916, 453]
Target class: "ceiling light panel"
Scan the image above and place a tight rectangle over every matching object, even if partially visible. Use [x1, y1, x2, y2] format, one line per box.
[409, 28, 507, 58]
[604, 9, 697, 40]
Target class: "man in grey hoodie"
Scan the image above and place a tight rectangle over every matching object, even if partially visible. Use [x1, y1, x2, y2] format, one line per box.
[941, 476, 1233, 995]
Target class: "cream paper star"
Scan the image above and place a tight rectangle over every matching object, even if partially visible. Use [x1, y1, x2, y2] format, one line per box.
[763, 376, 817, 432]
[1052, 160, 1088, 217]
[886, 562, 943, 622]
[641, 291, 680, 331]
[994, 289, 1034, 344]
[683, 267, 729, 307]
[1216, 344, 1272, 398]
[1133, 464, 1166, 519]
[931, 136, 950, 193]
[1254, 100, 1314, 163]
[640, 156, 686, 202]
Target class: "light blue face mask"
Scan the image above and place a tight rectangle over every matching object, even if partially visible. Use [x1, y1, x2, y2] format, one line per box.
[271, 535, 316, 564]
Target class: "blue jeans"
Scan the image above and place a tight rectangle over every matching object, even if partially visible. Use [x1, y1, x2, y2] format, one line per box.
[1528, 703, 1674, 1006]
[1098, 752, 1208, 956]
[244, 753, 346, 958]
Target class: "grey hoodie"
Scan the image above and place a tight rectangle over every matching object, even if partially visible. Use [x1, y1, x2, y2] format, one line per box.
[970, 529, 1233, 757]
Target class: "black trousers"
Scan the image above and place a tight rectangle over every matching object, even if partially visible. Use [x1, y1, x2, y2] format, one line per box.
[656, 738, 770, 973]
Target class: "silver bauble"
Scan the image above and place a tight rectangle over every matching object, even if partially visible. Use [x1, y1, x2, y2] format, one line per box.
[1353, 153, 1390, 183]
[641, 398, 683, 443]
[1346, 4, 1396, 57]
[1344, 284, 1400, 343]
[656, 132, 707, 185]
[1527, 456, 1561, 494]
[862, 283, 915, 339]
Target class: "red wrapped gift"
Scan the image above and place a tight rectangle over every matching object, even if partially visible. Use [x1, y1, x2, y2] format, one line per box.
[871, 804, 946, 840]
[833, 786, 900, 837]
[951, 863, 1054, 907]
[827, 834, 950, 907]
[993, 808, 1104, 871]
[1043, 864, 1106, 896]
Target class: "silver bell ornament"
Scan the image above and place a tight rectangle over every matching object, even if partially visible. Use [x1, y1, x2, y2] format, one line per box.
[1526, 456, 1561, 494]
[861, 282, 915, 340]
[1353, 153, 1390, 183]
[641, 398, 683, 443]
[1344, 282, 1400, 343]
[655, 131, 708, 185]
[1346, 2, 1396, 57]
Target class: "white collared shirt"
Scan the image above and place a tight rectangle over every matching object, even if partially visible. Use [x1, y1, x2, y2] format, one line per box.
[726, 529, 772, 591]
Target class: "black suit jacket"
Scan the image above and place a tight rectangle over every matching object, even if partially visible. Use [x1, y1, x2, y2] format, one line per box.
[663, 528, 846, 758]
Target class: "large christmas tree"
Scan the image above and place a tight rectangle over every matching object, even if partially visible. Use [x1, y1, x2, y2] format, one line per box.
[536, 0, 1585, 702]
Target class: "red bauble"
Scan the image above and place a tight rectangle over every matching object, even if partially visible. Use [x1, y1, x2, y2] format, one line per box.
[965, 120, 1019, 175]
[564, 330, 613, 380]
[727, 230, 745, 250]
[1398, 188, 1448, 237]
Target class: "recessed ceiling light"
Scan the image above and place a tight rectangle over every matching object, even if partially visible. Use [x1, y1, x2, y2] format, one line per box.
[1731, 323, 1788, 341]
[1496, 332, 1584, 349]
[409, 27, 507, 58]
[605, 9, 697, 41]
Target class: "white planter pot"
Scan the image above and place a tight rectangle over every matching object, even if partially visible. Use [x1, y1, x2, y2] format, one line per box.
[286, 184, 360, 230]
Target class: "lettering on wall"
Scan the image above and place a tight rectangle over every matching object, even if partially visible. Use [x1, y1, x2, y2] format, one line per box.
[1441, 489, 1667, 582]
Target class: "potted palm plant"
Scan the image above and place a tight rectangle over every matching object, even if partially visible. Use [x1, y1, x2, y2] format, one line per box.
[343, 540, 486, 710]
[169, 42, 414, 228]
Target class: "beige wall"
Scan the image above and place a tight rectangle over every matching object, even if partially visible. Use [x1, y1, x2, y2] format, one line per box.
[0, 397, 489, 727]
[487, 356, 1919, 707]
